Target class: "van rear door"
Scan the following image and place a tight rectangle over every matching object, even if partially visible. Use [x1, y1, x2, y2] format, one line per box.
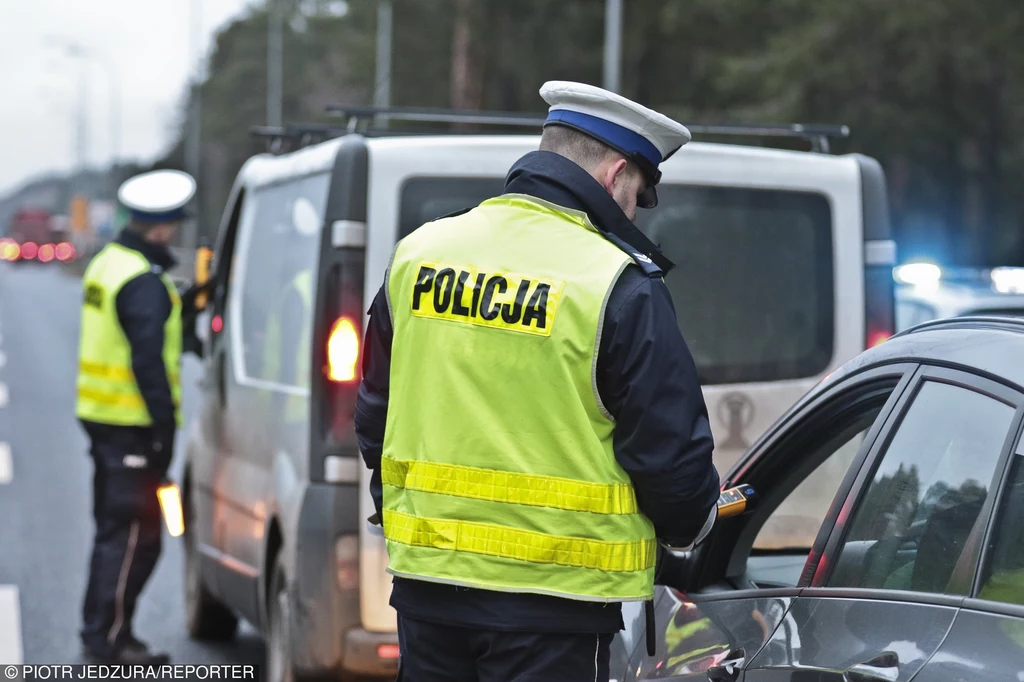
[638, 145, 866, 476]
[357, 136, 537, 633]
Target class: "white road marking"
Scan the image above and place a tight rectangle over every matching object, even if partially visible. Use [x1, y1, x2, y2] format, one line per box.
[0, 586, 23, 664]
[0, 383, 6, 408]
[0, 443, 9, 484]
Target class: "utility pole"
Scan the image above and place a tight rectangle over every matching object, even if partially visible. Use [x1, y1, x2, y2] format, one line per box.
[374, 0, 393, 109]
[184, 0, 203, 253]
[267, 0, 284, 126]
[374, 0, 393, 129]
[603, 0, 623, 94]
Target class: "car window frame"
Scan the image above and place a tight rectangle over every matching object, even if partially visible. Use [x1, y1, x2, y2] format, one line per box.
[681, 362, 919, 599]
[808, 364, 1024, 608]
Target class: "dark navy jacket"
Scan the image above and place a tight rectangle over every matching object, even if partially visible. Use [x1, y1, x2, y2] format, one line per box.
[81, 230, 178, 468]
[355, 151, 720, 633]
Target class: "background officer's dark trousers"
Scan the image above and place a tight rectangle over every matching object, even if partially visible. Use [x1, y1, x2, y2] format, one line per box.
[80, 422, 163, 658]
[397, 615, 614, 682]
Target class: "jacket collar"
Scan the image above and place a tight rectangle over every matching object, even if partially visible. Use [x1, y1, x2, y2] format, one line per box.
[503, 151, 675, 273]
[116, 229, 178, 272]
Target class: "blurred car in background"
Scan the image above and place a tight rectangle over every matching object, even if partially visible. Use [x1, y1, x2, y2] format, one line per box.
[1, 208, 77, 264]
[895, 262, 1024, 331]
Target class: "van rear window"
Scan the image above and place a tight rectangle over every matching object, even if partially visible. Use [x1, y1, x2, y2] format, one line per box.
[636, 186, 834, 384]
[399, 178, 834, 385]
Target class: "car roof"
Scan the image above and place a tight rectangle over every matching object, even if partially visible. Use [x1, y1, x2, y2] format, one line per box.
[830, 316, 1024, 392]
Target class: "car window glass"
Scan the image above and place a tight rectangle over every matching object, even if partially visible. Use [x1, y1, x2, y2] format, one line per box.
[754, 426, 868, 551]
[979, 449, 1024, 606]
[829, 380, 1014, 594]
[237, 173, 330, 386]
[635, 186, 833, 385]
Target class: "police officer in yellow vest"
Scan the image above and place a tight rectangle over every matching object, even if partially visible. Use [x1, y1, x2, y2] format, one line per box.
[355, 82, 720, 681]
[76, 169, 194, 665]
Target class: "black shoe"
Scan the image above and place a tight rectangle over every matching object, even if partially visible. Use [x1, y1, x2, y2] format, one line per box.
[83, 640, 170, 665]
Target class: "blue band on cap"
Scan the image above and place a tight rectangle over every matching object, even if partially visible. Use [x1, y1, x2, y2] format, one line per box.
[129, 207, 187, 223]
[545, 109, 663, 168]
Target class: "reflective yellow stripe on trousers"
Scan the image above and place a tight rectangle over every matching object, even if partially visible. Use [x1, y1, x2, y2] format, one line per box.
[383, 509, 655, 573]
[381, 456, 639, 515]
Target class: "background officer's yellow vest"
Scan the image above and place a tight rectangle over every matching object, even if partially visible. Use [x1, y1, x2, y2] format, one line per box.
[76, 242, 183, 427]
[262, 269, 313, 422]
[383, 194, 657, 603]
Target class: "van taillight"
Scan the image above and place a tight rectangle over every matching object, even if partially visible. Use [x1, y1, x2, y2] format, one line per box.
[327, 316, 360, 383]
[864, 264, 895, 348]
[315, 250, 365, 462]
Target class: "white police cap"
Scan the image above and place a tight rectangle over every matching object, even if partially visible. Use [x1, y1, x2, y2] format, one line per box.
[118, 169, 196, 223]
[540, 81, 691, 208]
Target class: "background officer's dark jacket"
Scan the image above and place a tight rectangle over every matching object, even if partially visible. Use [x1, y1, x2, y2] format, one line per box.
[81, 230, 178, 467]
[355, 151, 720, 633]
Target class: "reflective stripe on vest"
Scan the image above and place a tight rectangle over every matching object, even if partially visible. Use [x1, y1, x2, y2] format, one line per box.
[382, 194, 657, 603]
[76, 242, 183, 427]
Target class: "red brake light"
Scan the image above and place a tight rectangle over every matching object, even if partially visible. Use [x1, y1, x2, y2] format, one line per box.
[327, 316, 360, 383]
[38, 244, 55, 263]
[56, 242, 75, 261]
[868, 330, 891, 348]
[377, 644, 400, 660]
[21, 242, 38, 260]
[211, 315, 223, 333]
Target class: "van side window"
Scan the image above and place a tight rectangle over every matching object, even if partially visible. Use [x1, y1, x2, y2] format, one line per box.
[635, 186, 833, 385]
[236, 173, 330, 387]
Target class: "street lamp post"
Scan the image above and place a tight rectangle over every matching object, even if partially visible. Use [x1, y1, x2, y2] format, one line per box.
[603, 0, 623, 94]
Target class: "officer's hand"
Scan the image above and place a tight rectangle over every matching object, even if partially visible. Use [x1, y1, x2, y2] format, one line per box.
[180, 280, 212, 313]
[150, 427, 176, 476]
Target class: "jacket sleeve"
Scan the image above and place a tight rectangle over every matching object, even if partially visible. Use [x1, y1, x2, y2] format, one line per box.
[354, 285, 392, 519]
[115, 272, 176, 441]
[596, 267, 721, 548]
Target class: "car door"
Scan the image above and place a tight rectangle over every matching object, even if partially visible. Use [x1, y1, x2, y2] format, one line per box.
[911, 401, 1024, 680]
[623, 363, 918, 681]
[743, 366, 1023, 681]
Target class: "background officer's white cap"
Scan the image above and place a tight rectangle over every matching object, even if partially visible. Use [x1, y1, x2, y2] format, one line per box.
[118, 169, 196, 223]
[540, 81, 691, 208]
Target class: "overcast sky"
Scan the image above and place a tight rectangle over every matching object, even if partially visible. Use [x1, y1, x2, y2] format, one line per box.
[0, 0, 253, 197]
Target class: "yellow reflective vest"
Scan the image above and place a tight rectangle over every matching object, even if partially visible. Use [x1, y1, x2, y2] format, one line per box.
[382, 194, 657, 603]
[76, 242, 183, 427]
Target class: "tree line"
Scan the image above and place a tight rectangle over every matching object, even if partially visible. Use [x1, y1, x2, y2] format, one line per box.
[154, 0, 1024, 267]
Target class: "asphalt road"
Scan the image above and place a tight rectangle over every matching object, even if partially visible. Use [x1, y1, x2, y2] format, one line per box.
[0, 261, 264, 666]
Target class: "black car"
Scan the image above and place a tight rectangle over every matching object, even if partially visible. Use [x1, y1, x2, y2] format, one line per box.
[611, 316, 1024, 681]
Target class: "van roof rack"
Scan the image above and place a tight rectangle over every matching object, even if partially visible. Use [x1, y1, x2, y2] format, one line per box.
[326, 105, 851, 153]
[251, 109, 851, 154]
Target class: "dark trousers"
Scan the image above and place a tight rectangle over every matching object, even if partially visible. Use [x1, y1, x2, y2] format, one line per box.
[80, 422, 163, 657]
[397, 615, 613, 682]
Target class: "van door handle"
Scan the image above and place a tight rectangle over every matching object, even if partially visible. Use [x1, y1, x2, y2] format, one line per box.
[706, 647, 744, 682]
[844, 651, 899, 682]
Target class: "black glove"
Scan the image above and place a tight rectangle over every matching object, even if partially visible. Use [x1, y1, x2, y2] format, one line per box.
[150, 426, 176, 476]
[179, 280, 213, 315]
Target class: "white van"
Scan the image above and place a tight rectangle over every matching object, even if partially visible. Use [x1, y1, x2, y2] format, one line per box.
[181, 115, 895, 680]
